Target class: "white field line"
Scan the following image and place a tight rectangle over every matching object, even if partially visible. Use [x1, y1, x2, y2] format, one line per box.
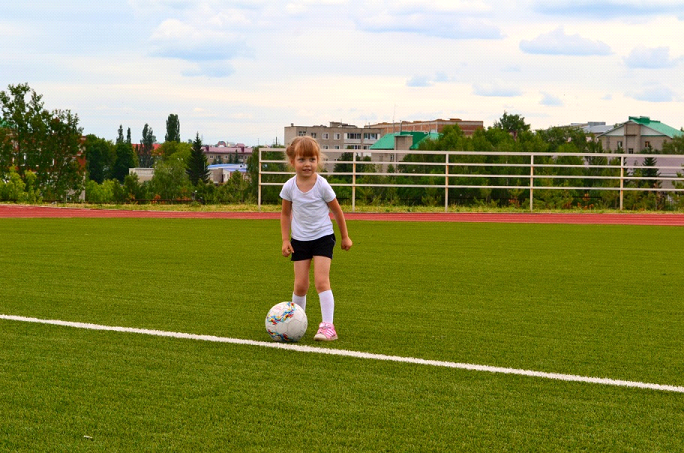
[3, 314, 683, 394]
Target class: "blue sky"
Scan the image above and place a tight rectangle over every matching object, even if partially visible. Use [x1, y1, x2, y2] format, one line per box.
[2, 0, 683, 146]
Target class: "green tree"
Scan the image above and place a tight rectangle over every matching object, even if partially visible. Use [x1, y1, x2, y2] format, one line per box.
[165, 114, 181, 143]
[149, 155, 191, 200]
[157, 140, 191, 160]
[493, 111, 530, 138]
[186, 132, 210, 186]
[138, 123, 156, 168]
[0, 83, 85, 200]
[662, 132, 684, 154]
[116, 125, 125, 144]
[84, 135, 115, 183]
[112, 141, 138, 182]
[641, 148, 660, 189]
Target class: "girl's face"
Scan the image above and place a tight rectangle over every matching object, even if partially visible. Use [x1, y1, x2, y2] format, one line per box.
[293, 154, 318, 178]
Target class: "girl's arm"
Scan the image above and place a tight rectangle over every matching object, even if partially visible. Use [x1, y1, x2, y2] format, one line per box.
[328, 198, 352, 251]
[280, 199, 294, 257]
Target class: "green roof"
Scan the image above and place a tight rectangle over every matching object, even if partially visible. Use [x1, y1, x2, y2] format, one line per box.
[628, 116, 683, 138]
[370, 131, 440, 150]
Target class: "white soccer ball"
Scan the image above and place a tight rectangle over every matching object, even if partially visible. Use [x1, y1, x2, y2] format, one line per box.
[265, 302, 308, 342]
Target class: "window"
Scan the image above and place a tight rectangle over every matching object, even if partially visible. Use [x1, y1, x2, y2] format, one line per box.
[322, 133, 329, 139]
[364, 133, 378, 140]
[628, 148, 634, 154]
[334, 133, 341, 140]
[311, 133, 317, 138]
[334, 145, 340, 149]
[346, 133, 362, 140]
[644, 141, 650, 149]
[298, 131, 306, 136]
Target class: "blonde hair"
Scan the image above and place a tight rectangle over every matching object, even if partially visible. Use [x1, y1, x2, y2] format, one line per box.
[286, 136, 323, 165]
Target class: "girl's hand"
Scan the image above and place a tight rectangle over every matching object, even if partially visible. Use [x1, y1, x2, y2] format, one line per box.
[282, 240, 294, 257]
[340, 236, 353, 251]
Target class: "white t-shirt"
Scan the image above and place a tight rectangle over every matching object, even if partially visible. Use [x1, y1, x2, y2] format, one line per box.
[280, 175, 337, 241]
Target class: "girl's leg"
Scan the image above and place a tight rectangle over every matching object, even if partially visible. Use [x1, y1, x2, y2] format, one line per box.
[292, 259, 312, 310]
[313, 256, 334, 324]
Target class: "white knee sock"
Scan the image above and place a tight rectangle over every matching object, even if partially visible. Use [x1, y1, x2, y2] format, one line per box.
[318, 290, 334, 324]
[292, 293, 306, 311]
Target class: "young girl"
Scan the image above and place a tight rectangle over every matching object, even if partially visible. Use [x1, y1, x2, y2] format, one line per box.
[280, 136, 353, 341]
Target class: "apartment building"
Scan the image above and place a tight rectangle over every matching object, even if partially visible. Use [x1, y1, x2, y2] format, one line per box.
[284, 122, 382, 161]
[368, 118, 483, 136]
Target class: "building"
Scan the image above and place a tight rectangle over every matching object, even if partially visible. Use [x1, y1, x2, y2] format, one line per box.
[569, 122, 613, 135]
[203, 143, 252, 165]
[130, 164, 247, 185]
[369, 118, 483, 137]
[284, 122, 383, 161]
[598, 116, 683, 153]
[369, 131, 440, 166]
[207, 163, 247, 184]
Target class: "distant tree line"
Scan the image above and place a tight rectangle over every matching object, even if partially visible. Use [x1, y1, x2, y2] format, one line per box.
[3, 83, 684, 209]
[253, 113, 684, 210]
[308, 115, 684, 211]
[0, 83, 253, 204]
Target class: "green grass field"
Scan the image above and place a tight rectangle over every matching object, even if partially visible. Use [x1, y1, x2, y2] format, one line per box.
[1, 218, 683, 452]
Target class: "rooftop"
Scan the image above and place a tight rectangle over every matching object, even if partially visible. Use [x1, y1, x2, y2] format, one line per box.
[627, 116, 683, 138]
[370, 131, 440, 150]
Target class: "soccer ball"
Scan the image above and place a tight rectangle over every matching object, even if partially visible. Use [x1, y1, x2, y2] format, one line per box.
[265, 302, 308, 342]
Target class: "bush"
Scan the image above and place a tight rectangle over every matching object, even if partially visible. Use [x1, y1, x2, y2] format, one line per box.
[1, 169, 27, 202]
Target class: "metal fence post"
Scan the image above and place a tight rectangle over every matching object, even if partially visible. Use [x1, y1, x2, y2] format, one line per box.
[529, 154, 534, 212]
[445, 153, 449, 213]
[258, 148, 262, 211]
[620, 157, 624, 211]
[352, 152, 357, 212]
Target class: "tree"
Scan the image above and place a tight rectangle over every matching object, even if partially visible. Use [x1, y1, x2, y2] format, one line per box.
[116, 125, 125, 144]
[0, 83, 86, 200]
[112, 139, 138, 182]
[157, 140, 191, 160]
[186, 132, 210, 186]
[165, 114, 181, 143]
[150, 155, 191, 200]
[493, 111, 530, 138]
[641, 146, 660, 189]
[138, 123, 156, 168]
[84, 134, 115, 183]
[662, 133, 684, 154]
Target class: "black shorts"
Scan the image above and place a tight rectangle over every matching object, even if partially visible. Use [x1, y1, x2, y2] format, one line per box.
[290, 234, 336, 261]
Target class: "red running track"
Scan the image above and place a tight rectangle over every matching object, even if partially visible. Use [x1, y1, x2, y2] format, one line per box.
[2, 204, 684, 225]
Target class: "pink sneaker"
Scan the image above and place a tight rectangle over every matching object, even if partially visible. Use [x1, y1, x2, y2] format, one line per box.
[314, 322, 338, 341]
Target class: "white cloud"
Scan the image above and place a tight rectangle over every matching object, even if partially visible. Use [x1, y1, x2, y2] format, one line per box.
[628, 85, 679, 102]
[149, 18, 250, 64]
[406, 76, 434, 87]
[352, 2, 502, 39]
[533, 1, 684, 18]
[520, 27, 612, 55]
[624, 46, 681, 68]
[473, 83, 522, 97]
[540, 92, 563, 106]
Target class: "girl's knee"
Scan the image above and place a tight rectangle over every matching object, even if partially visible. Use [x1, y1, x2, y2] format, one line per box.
[294, 280, 309, 295]
[314, 278, 331, 293]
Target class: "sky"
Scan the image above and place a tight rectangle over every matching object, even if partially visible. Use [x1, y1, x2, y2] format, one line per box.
[2, 0, 683, 146]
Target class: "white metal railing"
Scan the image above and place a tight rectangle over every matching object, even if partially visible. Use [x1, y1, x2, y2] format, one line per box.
[258, 148, 684, 212]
